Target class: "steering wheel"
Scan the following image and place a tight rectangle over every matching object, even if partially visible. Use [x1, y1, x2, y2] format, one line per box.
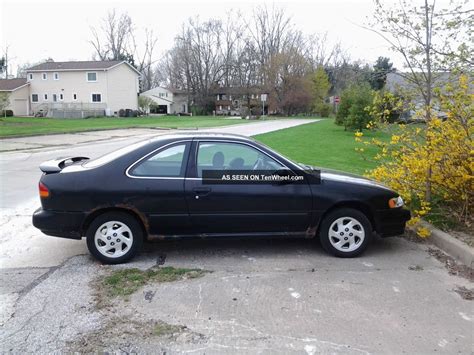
[253, 157, 265, 170]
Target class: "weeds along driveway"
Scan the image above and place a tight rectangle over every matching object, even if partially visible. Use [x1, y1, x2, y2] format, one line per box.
[1, 237, 472, 353]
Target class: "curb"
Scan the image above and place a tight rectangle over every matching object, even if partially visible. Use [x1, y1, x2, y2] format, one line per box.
[418, 221, 474, 268]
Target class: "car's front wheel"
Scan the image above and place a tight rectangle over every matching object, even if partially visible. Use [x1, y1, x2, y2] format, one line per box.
[319, 208, 372, 257]
[86, 211, 143, 264]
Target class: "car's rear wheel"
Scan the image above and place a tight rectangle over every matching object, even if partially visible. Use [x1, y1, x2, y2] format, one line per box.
[319, 208, 372, 257]
[86, 212, 143, 264]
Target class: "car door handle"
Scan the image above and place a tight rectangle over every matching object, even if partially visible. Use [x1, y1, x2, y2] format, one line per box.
[193, 187, 211, 199]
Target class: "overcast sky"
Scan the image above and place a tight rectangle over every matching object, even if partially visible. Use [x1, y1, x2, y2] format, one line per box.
[0, 0, 452, 75]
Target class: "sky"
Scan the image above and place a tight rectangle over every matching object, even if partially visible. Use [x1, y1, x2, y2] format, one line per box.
[0, 0, 451, 75]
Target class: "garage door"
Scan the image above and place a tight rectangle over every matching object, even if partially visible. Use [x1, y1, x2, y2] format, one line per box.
[13, 99, 28, 116]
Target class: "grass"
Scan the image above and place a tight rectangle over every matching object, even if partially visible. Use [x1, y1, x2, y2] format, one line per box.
[0, 115, 251, 138]
[102, 266, 209, 297]
[255, 118, 394, 175]
[153, 321, 186, 337]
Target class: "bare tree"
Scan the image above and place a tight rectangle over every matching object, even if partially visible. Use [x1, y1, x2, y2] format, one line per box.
[90, 9, 134, 61]
[90, 9, 159, 91]
[0, 45, 11, 79]
[133, 29, 158, 91]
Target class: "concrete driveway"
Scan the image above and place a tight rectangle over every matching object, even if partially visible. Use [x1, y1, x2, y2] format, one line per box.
[1, 118, 472, 353]
[1, 238, 472, 353]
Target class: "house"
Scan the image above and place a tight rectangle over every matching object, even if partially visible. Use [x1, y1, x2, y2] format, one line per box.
[139, 87, 189, 114]
[25, 60, 140, 117]
[0, 78, 30, 116]
[213, 87, 267, 116]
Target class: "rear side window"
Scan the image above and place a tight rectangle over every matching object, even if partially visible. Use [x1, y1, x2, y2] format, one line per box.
[130, 143, 189, 177]
[84, 140, 149, 168]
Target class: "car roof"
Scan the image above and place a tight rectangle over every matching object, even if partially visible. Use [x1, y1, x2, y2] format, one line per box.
[148, 132, 255, 143]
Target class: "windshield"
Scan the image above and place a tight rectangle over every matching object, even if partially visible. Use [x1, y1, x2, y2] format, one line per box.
[83, 140, 149, 168]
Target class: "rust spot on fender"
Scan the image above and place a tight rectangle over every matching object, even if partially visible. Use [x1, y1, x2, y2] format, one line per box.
[87, 203, 150, 235]
[116, 203, 150, 232]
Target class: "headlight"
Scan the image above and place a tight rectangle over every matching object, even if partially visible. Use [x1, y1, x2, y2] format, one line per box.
[388, 196, 404, 208]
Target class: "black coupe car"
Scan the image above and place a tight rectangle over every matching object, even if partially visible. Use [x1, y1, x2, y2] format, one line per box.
[32, 133, 410, 264]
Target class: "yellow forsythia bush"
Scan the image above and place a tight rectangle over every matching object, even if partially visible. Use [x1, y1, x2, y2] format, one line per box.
[357, 74, 473, 236]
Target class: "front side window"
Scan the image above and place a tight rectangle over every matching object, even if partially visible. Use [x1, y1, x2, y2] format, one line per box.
[31, 94, 38, 102]
[91, 93, 102, 102]
[43, 94, 48, 101]
[54, 72, 59, 80]
[73, 93, 77, 101]
[196, 142, 284, 177]
[130, 143, 188, 177]
[28, 73, 33, 80]
[87, 72, 97, 82]
[42, 73, 47, 80]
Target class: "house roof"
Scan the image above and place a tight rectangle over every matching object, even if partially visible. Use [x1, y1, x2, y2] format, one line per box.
[26, 60, 141, 75]
[212, 86, 264, 95]
[0, 78, 28, 91]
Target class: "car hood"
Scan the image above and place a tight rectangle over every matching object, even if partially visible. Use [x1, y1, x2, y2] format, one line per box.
[302, 164, 393, 191]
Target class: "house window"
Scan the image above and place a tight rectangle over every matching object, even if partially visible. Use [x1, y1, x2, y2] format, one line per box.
[42, 73, 47, 80]
[91, 93, 102, 102]
[73, 93, 77, 101]
[31, 94, 38, 102]
[87, 72, 97, 82]
[53, 73, 59, 80]
[52, 94, 58, 102]
[59, 93, 64, 101]
[28, 73, 33, 80]
[43, 94, 48, 101]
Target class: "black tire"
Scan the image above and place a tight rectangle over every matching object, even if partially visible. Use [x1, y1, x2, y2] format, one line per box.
[319, 208, 372, 258]
[86, 211, 143, 264]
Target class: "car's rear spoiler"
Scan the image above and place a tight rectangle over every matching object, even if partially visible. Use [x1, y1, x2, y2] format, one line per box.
[39, 156, 89, 173]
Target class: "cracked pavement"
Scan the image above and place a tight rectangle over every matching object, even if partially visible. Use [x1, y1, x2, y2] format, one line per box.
[1, 238, 473, 353]
[1, 120, 473, 353]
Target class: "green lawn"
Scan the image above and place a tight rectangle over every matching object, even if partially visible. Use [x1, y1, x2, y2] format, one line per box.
[255, 119, 393, 175]
[0, 116, 251, 138]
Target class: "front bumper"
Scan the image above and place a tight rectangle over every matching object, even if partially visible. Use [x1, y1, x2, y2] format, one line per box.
[374, 207, 411, 237]
[32, 208, 86, 239]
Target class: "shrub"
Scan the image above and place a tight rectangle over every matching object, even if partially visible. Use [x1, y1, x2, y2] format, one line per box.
[318, 103, 332, 117]
[368, 91, 405, 124]
[336, 83, 374, 130]
[1, 110, 14, 117]
[356, 74, 473, 234]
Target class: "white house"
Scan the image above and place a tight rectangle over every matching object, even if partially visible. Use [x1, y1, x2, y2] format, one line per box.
[140, 87, 189, 115]
[0, 78, 30, 116]
[24, 60, 140, 117]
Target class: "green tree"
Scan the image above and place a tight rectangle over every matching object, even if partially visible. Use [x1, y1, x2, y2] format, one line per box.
[311, 66, 331, 116]
[138, 95, 154, 113]
[370, 57, 393, 90]
[335, 83, 374, 130]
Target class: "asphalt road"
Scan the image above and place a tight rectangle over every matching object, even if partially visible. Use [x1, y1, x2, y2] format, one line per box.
[1, 118, 472, 354]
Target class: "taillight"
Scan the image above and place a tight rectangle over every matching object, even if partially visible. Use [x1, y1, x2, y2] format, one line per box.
[39, 182, 50, 198]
